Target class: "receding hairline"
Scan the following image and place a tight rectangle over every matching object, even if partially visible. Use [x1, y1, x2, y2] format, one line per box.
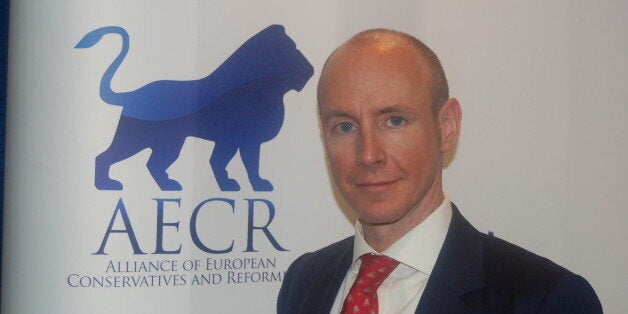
[319, 28, 449, 115]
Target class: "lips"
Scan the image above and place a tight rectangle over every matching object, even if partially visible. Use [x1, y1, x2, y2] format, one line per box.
[354, 179, 399, 193]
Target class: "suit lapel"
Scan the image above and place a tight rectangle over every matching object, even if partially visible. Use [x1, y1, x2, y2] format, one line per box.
[416, 204, 486, 313]
[299, 239, 353, 314]
[296, 206, 486, 313]
[416, 274, 477, 314]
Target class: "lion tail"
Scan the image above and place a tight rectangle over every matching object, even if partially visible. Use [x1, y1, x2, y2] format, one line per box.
[75, 26, 129, 106]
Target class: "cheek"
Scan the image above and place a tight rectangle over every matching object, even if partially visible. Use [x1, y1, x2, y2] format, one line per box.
[388, 132, 441, 168]
[325, 143, 354, 176]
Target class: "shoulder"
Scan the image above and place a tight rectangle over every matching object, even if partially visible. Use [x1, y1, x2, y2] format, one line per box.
[277, 237, 353, 313]
[284, 236, 353, 282]
[482, 236, 602, 313]
[483, 236, 569, 291]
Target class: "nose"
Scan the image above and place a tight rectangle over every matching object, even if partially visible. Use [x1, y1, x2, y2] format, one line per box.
[356, 129, 386, 168]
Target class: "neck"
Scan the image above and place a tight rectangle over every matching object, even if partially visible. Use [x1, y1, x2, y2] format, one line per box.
[362, 184, 445, 252]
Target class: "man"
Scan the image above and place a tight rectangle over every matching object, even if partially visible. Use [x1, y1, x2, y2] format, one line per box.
[277, 29, 602, 313]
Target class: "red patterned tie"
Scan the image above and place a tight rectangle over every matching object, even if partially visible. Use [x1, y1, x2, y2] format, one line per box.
[341, 254, 400, 314]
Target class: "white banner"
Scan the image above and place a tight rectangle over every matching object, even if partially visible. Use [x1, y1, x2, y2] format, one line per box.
[2, 1, 360, 313]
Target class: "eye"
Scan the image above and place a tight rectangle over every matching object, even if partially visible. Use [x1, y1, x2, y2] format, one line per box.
[333, 122, 357, 134]
[385, 116, 406, 127]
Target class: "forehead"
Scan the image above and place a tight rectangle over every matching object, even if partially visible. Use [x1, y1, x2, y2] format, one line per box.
[318, 41, 432, 116]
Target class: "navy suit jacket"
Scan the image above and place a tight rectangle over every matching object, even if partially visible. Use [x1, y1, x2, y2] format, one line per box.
[277, 205, 602, 313]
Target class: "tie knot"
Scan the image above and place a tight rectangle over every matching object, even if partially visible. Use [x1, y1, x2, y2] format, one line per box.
[354, 254, 399, 291]
[341, 255, 399, 314]
[360, 253, 399, 269]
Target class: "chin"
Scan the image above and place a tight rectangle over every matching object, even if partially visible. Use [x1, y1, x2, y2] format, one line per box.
[355, 208, 406, 226]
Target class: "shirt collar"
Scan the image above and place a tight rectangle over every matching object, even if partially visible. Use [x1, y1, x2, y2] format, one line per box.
[352, 196, 453, 275]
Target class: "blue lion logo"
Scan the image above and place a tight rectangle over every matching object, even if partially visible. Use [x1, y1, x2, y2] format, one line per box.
[75, 25, 314, 191]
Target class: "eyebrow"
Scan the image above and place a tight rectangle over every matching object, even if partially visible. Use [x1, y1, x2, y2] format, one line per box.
[378, 104, 407, 115]
[320, 110, 352, 122]
[320, 104, 412, 121]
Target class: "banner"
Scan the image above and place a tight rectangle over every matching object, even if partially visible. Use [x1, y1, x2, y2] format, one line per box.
[1, 1, 375, 313]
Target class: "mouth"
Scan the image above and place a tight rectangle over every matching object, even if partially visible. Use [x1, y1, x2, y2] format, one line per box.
[354, 179, 399, 193]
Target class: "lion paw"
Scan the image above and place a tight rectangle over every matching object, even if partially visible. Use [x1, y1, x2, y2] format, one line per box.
[251, 178, 273, 192]
[95, 178, 123, 190]
[218, 178, 241, 191]
[157, 179, 183, 191]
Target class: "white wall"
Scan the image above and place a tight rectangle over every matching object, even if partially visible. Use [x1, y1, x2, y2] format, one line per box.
[415, 1, 627, 312]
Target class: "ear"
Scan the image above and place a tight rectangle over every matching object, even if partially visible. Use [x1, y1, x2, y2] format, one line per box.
[438, 98, 462, 152]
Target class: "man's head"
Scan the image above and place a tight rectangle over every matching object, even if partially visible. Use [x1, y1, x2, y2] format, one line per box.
[319, 29, 450, 118]
[317, 29, 461, 229]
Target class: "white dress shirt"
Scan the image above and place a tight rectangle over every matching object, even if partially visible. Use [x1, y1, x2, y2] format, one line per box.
[330, 198, 453, 314]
